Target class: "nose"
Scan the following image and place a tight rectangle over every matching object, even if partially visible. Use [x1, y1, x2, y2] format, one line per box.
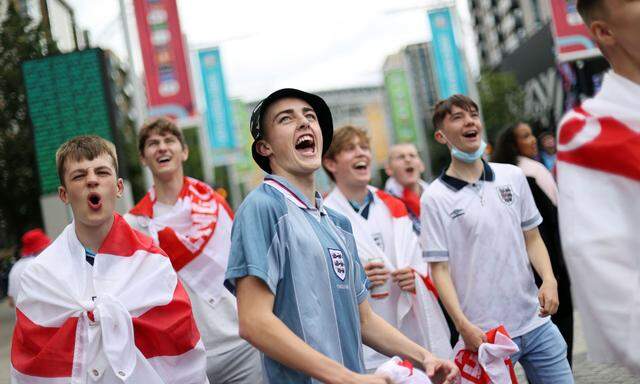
[86, 170, 99, 186]
[296, 113, 311, 128]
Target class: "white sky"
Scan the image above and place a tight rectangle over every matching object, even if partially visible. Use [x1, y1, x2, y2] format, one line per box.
[66, 0, 478, 101]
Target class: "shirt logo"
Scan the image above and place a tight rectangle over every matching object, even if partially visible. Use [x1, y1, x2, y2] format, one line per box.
[497, 185, 514, 205]
[328, 248, 346, 281]
[449, 208, 465, 219]
[372, 233, 384, 250]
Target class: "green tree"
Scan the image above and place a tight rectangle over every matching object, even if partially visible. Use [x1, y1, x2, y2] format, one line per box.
[477, 69, 525, 143]
[0, 3, 59, 248]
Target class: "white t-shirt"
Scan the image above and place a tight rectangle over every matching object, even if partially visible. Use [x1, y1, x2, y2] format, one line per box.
[7, 256, 35, 301]
[420, 162, 548, 338]
[125, 202, 244, 356]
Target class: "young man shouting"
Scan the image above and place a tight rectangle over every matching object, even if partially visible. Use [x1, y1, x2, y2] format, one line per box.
[225, 88, 458, 384]
[384, 143, 428, 234]
[11, 136, 207, 383]
[322, 126, 452, 372]
[556, 0, 640, 373]
[125, 118, 262, 383]
[421, 95, 573, 383]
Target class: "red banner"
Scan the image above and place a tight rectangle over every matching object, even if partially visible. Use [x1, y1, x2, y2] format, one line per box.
[133, 0, 194, 117]
[549, 0, 600, 62]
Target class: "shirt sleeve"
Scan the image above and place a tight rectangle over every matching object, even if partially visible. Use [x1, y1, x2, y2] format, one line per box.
[224, 193, 284, 296]
[420, 192, 450, 262]
[517, 169, 543, 230]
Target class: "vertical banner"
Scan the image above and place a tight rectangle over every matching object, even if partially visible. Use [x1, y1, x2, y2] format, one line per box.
[428, 7, 468, 98]
[133, 0, 194, 118]
[198, 47, 236, 149]
[384, 69, 418, 143]
[549, 0, 600, 62]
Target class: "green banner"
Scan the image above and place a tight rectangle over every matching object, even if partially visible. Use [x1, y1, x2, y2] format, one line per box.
[384, 69, 418, 143]
[231, 99, 253, 177]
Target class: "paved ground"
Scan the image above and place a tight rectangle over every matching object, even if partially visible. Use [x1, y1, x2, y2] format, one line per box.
[0, 299, 637, 383]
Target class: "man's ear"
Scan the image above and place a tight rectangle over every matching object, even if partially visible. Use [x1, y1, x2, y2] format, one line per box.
[255, 139, 272, 157]
[434, 129, 448, 145]
[323, 157, 337, 174]
[590, 20, 615, 49]
[181, 145, 189, 162]
[58, 185, 69, 204]
[116, 178, 124, 198]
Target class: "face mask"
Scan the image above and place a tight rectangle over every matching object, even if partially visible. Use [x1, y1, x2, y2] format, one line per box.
[441, 133, 487, 163]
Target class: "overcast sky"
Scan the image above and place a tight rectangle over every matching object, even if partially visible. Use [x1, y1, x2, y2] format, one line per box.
[65, 0, 478, 102]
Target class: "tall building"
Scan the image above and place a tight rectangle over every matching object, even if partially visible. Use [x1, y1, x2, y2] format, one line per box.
[383, 42, 442, 179]
[469, 0, 552, 67]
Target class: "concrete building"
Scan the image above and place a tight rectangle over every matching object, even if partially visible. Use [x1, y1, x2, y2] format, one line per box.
[469, 0, 552, 67]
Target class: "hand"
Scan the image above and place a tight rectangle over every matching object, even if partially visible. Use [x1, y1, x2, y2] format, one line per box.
[538, 278, 559, 317]
[458, 321, 486, 352]
[422, 353, 459, 384]
[365, 261, 390, 288]
[391, 267, 416, 293]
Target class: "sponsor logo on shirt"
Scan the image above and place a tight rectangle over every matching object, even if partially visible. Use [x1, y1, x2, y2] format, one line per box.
[372, 233, 385, 250]
[328, 248, 346, 281]
[449, 208, 465, 219]
[497, 185, 514, 205]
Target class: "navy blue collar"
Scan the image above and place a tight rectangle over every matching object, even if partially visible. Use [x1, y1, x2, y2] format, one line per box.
[439, 160, 495, 192]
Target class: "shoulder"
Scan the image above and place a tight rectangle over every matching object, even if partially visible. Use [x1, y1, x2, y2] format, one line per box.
[489, 162, 525, 180]
[325, 207, 353, 234]
[235, 184, 288, 223]
[421, 178, 448, 202]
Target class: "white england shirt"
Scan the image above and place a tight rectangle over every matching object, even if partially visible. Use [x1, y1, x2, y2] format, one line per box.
[420, 161, 548, 338]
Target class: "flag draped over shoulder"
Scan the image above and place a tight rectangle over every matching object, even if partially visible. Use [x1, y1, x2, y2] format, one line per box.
[325, 187, 451, 361]
[11, 213, 207, 383]
[128, 177, 233, 308]
[556, 71, 640, 373]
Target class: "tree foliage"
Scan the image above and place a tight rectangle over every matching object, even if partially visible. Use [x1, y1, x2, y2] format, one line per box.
[478, 69, 525, 143]
[0, 3, 59, 248]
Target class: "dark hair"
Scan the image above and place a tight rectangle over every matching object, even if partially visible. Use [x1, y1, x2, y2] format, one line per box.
[138, 117, 186, 155]
[491, 123, 523, 166]
[432, 94, 479, 131]
[576, 0, 605, 24]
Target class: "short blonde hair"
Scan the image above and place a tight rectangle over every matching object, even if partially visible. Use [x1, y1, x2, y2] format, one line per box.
[323, 125, 370, 182]
[56, 135, 118, 186]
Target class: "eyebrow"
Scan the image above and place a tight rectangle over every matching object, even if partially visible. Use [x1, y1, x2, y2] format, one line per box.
[273, 109, 294, 123]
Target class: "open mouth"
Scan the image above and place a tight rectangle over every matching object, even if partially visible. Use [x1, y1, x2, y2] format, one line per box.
[156, 155, 171, 165]
[353, 161, 369, 171]
[295, 134, 316, 155]
[405, 166, 415, 174]
[463, 130, 479, 139]
[88, 193, 102, 211]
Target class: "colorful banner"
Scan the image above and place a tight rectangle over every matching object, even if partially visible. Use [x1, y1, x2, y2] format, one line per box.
[384, 69, 418, 143]
[549, 0, 600, 62]
[428, 7, 468, 98]
[133, 0, 194, 118]
[198, 47, 236, 149]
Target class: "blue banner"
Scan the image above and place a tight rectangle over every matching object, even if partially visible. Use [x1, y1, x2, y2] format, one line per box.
[198, 47, 236, 149]
[428, 8, 468, 98]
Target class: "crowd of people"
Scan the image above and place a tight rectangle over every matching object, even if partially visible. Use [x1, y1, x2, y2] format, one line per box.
[5, 0, 640, 383]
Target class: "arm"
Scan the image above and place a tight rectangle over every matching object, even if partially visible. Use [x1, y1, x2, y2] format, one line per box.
[524, 227, 559, 317]
[236, 276, 389, 384]
[359, 299, 458, 384]
[430, 261, 486, 352]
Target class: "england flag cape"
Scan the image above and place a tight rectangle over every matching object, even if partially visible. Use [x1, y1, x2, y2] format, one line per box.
[127, 177, 233, 308]
[11, 213, 207, 383]
[325, 187, 451, 361]
[556, 71, 640, 373]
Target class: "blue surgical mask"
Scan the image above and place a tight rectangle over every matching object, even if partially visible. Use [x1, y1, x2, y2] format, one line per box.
[441, 133, 487, 163]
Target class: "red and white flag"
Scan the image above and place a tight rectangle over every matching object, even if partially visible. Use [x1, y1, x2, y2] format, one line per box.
[127, 177, 233, 308]
[453, 326, 518, 384]
[557, 71, 640, 373]
[11, 213, 207, 383]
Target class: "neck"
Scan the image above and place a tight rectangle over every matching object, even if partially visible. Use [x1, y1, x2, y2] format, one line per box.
[405, 181, 421, 196]
[75, 214, 114, 252]
[153, 171, 184, 205]
[336, 182, 369, 204]
[447, 157, 484, 183]
[273, 170, 317, 205]
[611, 53, 640, 86]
